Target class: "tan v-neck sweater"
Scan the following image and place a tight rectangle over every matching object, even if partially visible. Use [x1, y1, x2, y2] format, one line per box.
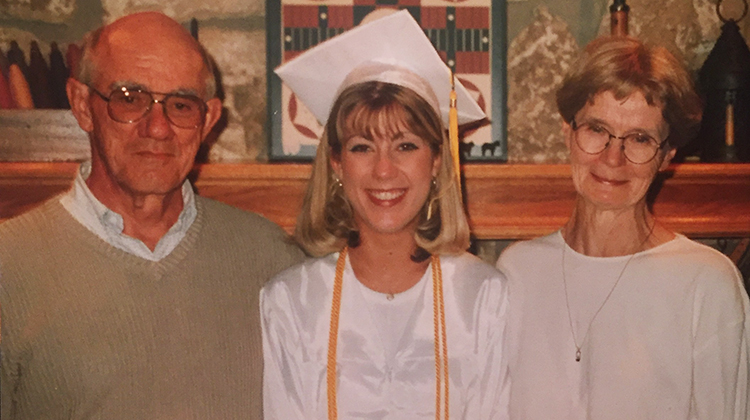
[0, 196, 304, 420]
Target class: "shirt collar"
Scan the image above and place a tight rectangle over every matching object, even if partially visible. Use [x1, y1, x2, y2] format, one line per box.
[60, 161, 197, 261]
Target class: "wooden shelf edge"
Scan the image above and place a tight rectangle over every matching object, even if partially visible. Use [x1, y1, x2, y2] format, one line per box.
[1, 162, 748, 239]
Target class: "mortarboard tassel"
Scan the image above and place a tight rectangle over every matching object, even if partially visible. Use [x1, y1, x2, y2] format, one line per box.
[449, 71, 461, 197]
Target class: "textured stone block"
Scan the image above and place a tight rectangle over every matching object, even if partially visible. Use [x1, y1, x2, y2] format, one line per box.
[595, 0, 705, 69]
[0, 0, 75, 23]
[506, 6, 578, 163]
[0, 28, 47, 57]
[199, 28, 267, 162]
[101, 0, 263, 22]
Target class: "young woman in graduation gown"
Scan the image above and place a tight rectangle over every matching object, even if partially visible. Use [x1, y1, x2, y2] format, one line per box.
[261, 10, 510, 420]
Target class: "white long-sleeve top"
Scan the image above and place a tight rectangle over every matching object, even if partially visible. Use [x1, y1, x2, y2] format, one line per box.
[497, 231, 750, 420]
[261, 252, 510, 420]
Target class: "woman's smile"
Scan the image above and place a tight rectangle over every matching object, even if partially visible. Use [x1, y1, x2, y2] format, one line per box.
[367, 188, 407, 205]
[589, 172, 628, 186]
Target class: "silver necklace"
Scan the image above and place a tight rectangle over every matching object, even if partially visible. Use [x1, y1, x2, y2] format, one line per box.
[561, 223, 654, 362]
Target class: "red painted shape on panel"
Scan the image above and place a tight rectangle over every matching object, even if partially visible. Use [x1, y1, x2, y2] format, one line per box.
[421, 7, 447, 28]
[456, 7, 489, 28]
[328, 6, 354, 28]
[284, 5, 319, 27]
[456, 51, 489, 74]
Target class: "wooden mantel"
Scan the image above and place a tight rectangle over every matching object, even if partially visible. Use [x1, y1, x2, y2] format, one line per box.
[1, 162, 749, 240]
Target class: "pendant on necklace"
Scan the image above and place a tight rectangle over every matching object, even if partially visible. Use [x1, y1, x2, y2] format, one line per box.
[575, 348, 581, 362]
[386, 293, 395, 301]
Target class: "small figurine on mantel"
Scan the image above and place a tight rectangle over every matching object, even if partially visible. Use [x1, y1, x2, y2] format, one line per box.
[610, 0, 630, 36]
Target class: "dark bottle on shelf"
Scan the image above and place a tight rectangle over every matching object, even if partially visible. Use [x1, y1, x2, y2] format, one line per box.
[610, 0, 630, 36]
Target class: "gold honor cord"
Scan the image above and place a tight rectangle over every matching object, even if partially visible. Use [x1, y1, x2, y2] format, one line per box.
[326, 248, 449, 420]
[326, 247, 348, 420]
[432, 254, 449, 420]
[448, 71, 461, 197]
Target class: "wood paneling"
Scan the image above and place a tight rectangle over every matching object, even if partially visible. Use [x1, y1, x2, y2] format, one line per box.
[1, 162, 749, 239]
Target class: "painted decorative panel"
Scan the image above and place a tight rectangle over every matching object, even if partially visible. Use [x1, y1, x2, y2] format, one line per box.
[267, 0, 507, 161]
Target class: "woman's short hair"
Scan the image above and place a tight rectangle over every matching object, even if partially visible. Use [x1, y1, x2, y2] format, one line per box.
[294, 81, 470, 258]
[556, 36, 702, 148]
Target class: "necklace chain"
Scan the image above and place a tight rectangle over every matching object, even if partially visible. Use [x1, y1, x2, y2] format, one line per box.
[327, 247, 449, 419]
[561, 223, 654, 362]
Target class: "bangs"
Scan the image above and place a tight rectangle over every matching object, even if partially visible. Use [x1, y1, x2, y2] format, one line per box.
[589, 46, 667, 109]
[327, 81, 444, 158]
[597, 75, 667, 111]
[338, 100, 413, 141]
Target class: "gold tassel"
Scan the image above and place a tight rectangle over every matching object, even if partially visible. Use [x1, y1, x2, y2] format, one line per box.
[448, 71, 461, 198]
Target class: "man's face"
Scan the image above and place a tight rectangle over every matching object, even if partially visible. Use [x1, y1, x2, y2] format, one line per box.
[70, 22, 221, 200]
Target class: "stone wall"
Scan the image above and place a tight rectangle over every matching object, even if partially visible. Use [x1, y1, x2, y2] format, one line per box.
[2, 0, 750, 162]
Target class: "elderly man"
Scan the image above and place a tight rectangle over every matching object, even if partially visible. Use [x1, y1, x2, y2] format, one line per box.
[0, 12, 304, 419]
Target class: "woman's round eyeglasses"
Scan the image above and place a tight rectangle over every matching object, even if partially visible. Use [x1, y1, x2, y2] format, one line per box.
[571, 119, 668, 164]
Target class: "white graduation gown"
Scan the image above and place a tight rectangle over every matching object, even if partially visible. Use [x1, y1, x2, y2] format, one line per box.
[262, 252, 510, 420]
[497, 232, 750, 420]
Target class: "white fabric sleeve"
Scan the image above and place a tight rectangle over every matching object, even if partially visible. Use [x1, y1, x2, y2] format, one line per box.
[261, 284, 308, 420]
[691, 263, 749, 420]
[463, 272, 511, 420]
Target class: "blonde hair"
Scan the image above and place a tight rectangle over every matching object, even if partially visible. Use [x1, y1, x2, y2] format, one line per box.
[294, 81, 470, 258]
[557, 36, 702, 148]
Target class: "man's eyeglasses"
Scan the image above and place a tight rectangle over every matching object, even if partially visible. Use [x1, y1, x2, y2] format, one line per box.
[88, 86, 208, 129]
[570, 119, 668, 164]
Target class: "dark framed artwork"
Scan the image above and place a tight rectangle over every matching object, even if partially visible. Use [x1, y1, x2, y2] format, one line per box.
[267, 0, 507, 161]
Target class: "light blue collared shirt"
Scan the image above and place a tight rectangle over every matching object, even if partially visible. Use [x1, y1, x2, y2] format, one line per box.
[59, 162, 197, 261]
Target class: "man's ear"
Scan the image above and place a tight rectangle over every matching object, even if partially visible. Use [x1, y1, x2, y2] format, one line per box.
[66, 78, 95, 133]
[201, 97, 223, 139]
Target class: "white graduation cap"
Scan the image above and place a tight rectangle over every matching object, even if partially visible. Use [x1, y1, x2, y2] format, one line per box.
[274, 9, 486, 128]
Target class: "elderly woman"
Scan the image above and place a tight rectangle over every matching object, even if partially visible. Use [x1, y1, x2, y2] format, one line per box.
[262, 11, 509, 420]
[497, 36, 750, 419]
